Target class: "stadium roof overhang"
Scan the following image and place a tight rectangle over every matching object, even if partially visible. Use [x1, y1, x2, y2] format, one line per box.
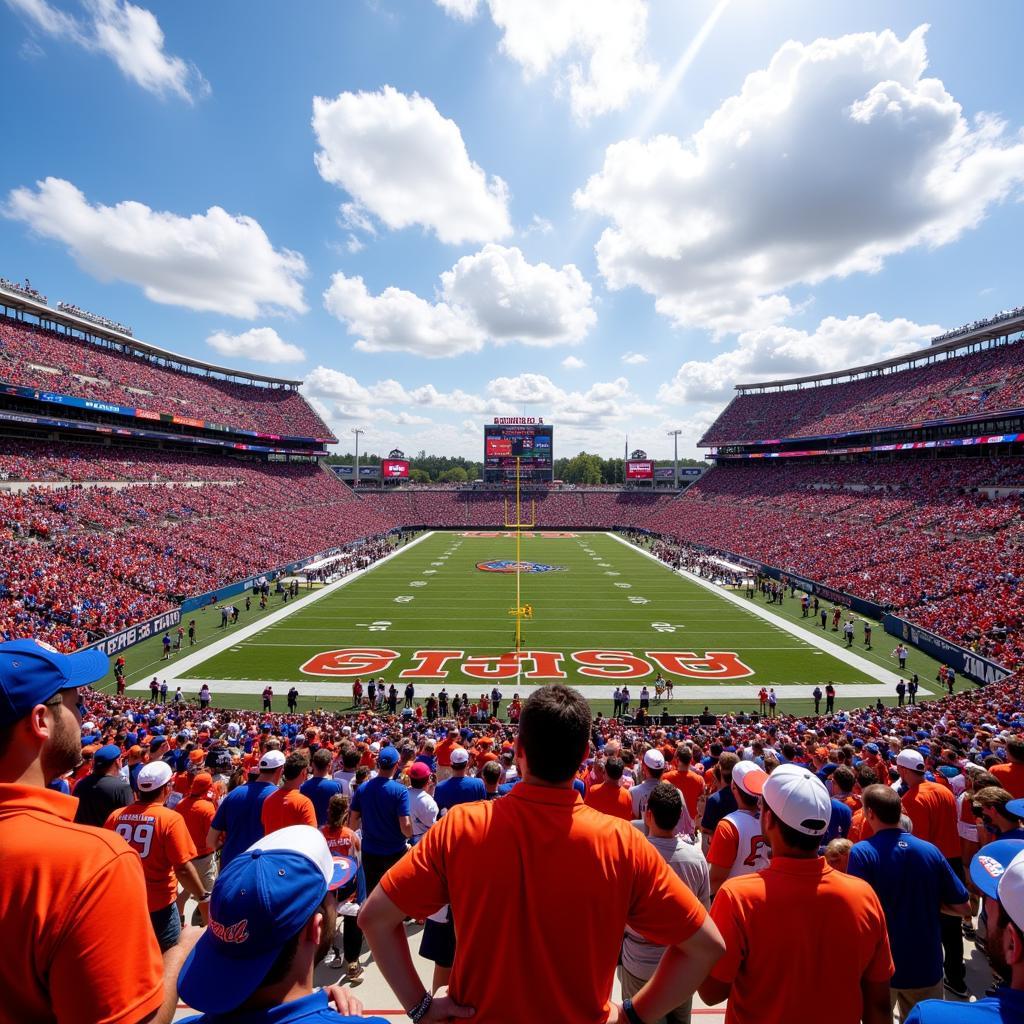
[735, 311, 1024, 392]
[0, 284, 303, 387]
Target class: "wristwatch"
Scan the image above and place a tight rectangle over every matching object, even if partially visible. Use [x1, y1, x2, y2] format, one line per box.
[622, 997, 646, 1024]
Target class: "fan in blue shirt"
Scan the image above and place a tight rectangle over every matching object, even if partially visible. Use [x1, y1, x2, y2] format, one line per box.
[209, 751, 285, 866]
[848, 785, 970, 1015]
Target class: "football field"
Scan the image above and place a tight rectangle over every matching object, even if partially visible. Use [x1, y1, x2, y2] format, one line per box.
[127, 530, 945, 716]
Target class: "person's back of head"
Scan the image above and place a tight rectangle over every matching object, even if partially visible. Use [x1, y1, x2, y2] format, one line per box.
[718, 752, 739, 786]
[481, 761, 501, 789]
[646, 782, 683, 833]
[861, 783, 902, 826]
[832, 765, 855, 796]
[1007, 737, 1024, 765]
[855, 765, 878, 789]
[311, 748, 332, 776]
[326, 793, 349, 829]
[283, 752, 309, 783]
[518, 685, 590, 784]
[676, 744, 692, 767]
[605, 756, 624, 782]
[342, 746, 361, 771]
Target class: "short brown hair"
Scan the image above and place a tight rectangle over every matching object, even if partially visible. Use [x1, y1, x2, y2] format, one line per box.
[518, 685, 590, 783]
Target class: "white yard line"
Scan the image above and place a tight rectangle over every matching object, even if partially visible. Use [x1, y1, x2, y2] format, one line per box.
[131, 531, 435, 688]
[605, 533, 927, 692]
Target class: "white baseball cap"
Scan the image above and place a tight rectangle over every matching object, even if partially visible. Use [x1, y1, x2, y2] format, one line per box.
[896, 749, 925, 772]
[137, 760, 173, 792]
[643, 748, 666, 771]
[761, 763, 831, 836]
[733, 761, 768, 797]
[258, 749, 286, 771]
[450, 747, 470, 765]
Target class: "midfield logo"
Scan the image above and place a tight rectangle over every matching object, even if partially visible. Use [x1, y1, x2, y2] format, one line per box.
[476, 560, 566, 573]
[300, 648, 754, 680]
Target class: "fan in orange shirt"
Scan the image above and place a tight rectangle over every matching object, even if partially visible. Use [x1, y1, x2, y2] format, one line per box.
[584, 757, 633, 820]
[700, 764, 892, 1024]
[991, 738, 1024, 799]
[105, 760, 209, 951]
[663, 745, 705, 820]
[261, 752, 316, 835]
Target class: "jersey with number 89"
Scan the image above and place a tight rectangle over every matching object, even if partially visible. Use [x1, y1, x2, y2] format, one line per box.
[105, 801, 198, 912]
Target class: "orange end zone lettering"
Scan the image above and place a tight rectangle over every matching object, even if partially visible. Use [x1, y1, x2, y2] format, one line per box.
[300, 648, 400, 676]
[400, 650, 465, 679]
[572, 650, 652, 679]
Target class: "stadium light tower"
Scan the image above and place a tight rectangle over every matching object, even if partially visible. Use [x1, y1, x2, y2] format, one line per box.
[667, 429, 682, 488]
[352, 427, 364, 488]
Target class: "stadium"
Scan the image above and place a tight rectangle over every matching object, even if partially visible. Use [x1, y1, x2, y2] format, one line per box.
[2, 285, 1020, 720]
[6, 7, 1024, 1024]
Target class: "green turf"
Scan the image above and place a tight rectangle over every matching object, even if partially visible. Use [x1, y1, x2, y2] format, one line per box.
[111, 530, 956, 717]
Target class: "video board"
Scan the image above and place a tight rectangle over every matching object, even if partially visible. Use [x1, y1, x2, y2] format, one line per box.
[484, 421, 553, 480]
[381, 459, 410, 478]
[626, 459, 654, 479]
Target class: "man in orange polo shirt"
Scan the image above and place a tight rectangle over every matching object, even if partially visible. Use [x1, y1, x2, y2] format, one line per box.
[0, 638, 177, 1024]
[584, 755, 633, 820]
[895, 748, 968, 997]
[359, 684, 725, 1024]
[435, 727, 460, 781]
[700, 763, 893, 1024]
[261, 751, 316, 834]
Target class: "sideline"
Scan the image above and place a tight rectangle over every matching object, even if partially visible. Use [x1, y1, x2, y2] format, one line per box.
[606, 532, 926, 693]
[128, 531, 435, 690]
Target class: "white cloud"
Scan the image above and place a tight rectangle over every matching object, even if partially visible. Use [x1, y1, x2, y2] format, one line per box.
[487, 372, 644, 427]
[436, 0, 479, 17]
[525, 214, 553, 236]
[206, 327, 305, 364]
[303, 366, 640, 441]
[440, 244, 595, 346]
[323, 273, 486, 358]
[4, 177, 307, 317]
[561, 355, 585, 369]
[324, 245, 596, 357]
[621, 351, 647, 365]
[658, 313, 941, 404]
[345, 234, 364, 254]
[436, 0, 657, 120]
[575, 26, 1024, 334]
[313, 86, 512, 245]
[5, 0, 207, 100]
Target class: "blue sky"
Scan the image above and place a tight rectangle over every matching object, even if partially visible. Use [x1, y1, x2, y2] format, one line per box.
[2, 0, 1023, 459]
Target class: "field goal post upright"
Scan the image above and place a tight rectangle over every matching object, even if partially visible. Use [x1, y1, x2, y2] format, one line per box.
[504, 456, 535, 654]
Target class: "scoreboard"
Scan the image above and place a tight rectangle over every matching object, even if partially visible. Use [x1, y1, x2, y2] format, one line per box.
[484, 421, 553, 481]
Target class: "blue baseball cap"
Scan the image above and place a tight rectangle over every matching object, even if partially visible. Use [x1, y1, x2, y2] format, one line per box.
[178, 826, 349, 1015]
[0, 639, 108, 727]
[1006, 799, 1024, 819]
[377, 745, 400, 767]
[92, 744, 122, 769]
[970, 839, 1024, 909]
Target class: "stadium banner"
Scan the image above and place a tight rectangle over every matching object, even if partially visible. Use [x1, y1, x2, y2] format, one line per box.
[714, 430, 1024, 460]
[883, 614, 1011, 685]
[85, 608, 181, 657]
[653, 467, 676, 481]
[626, 460, 654, 480]
[0, 378, 331, 446]
[0, 407, 322, 456]
[382, 458, 410, 478]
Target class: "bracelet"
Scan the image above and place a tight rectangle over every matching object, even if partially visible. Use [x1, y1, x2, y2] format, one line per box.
[622, 997, 646, 1024]
[407, 992, 432, 1023]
